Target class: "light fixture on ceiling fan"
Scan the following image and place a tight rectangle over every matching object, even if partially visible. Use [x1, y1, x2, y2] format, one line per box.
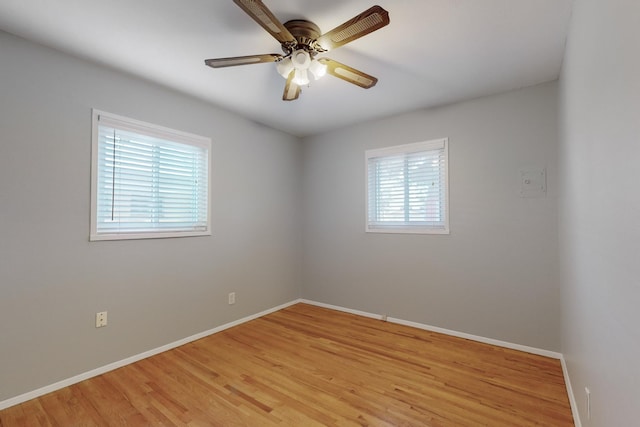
[276, 48, 326, 86]
[204, 1, 390, 101]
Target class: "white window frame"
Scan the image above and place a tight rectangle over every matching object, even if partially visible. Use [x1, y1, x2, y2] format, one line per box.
[365, 138, 449, 235]
[90, 109, 212, 241]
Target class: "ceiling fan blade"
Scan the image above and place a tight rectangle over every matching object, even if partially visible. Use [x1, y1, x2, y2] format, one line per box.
[318, 58, 378, 89]
[317, 5, 390, 51]
[233, 0, 296, 45]
[204, 54, 282, 68]
[282, 72, 300, 101]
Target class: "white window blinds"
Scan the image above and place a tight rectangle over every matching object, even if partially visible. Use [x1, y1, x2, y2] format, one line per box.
[366, 138, 449, 234]
[90, 110, 211, 240]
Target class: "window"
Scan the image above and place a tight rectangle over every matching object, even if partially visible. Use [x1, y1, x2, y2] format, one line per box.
[90, 110, 211, 241]
[366, 138, 449, 234]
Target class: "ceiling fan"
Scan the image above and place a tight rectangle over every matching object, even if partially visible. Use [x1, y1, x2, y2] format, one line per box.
[205, 1, 390, 101]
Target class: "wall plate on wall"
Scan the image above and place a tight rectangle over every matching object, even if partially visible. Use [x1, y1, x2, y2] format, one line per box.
[519, 168, 546, 198]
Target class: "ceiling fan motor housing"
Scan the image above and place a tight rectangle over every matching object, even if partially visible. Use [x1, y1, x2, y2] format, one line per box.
[282, 20, 324, 55]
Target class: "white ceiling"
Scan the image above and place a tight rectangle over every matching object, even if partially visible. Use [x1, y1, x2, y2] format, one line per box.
[0, 0, 573, 137]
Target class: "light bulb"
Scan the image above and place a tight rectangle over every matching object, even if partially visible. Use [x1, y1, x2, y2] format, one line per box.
[309, 59, 327, 80]
[276, 57, 294, 79]
[293, 68, 309, 86]
[291, 49, 311, 70]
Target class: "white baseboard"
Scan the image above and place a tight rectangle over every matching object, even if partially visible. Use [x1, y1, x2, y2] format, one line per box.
[1, 298, 579, 427]
[302, 299, 580, 426]
[389, 317, 563, 359]
[561, 356, 582, 427]
[301, 299, 562, 359]
[299, 299, 385, 321]
[0, 299, 302, 411]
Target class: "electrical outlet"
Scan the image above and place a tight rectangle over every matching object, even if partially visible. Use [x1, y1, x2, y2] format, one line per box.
[585, 387, 591, 420]
[228, 292, 236, 305]
[96, 311, 108, 328]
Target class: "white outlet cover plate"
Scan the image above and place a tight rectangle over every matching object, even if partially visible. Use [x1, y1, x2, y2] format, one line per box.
[96, 311, 108, 327]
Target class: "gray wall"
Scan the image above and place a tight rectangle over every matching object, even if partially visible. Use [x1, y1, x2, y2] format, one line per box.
[0, 31, 302, 401]
[301, 82, 560, 351]
[13, 5, 640, 419]
[559, 0, 640, 425]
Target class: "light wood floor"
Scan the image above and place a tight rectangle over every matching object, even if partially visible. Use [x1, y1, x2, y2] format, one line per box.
[0, 303, 573, 426]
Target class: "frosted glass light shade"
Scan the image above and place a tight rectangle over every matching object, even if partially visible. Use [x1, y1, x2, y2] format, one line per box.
[276, 50, 323, 85]
[309, 59, 327, 80]
[293, 68, 310, 85]
[291, 50, 311, 70]
[276, 57, 294, 78]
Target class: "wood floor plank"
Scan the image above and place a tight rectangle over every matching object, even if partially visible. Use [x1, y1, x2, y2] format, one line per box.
[0, 303, 573, 426]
